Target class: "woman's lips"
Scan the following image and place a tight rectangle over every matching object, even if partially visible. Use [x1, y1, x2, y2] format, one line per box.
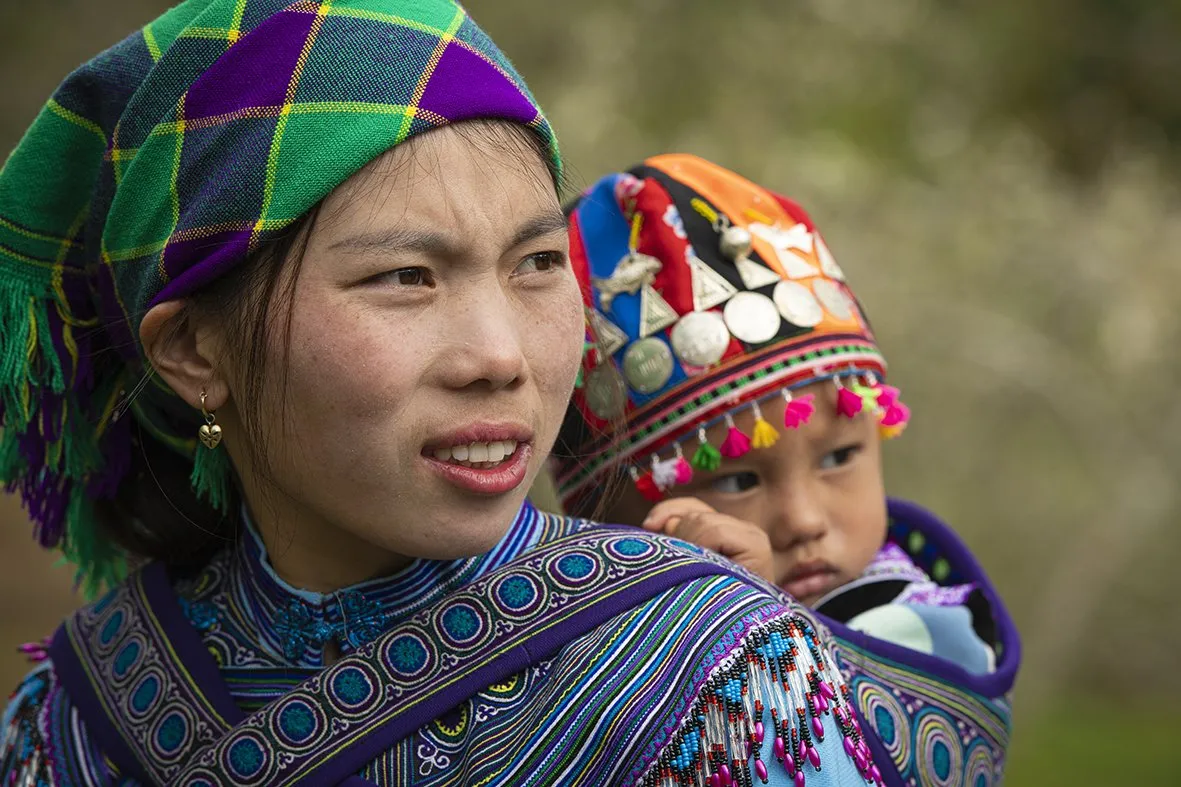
[421, 442, 533, 496]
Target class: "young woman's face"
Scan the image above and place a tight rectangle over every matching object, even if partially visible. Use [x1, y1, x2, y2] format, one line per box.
[234, 124, 582, 567]
[606, 380, 888, 605]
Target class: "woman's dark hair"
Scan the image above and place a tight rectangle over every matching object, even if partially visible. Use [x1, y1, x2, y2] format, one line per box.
[96, 119, 562, 572]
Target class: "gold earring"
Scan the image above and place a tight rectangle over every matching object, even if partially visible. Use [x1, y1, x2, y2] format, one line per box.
[198, 390, 223, 449]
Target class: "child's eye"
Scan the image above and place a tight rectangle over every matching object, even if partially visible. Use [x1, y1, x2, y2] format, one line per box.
[710, 471, 760, 494]
[819, 443, 862, 470]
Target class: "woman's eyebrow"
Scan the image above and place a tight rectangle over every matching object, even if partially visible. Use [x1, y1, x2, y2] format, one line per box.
[506, 210, 569, 250]
[327, 227, 458, 257]
[325, 210, 567, 258]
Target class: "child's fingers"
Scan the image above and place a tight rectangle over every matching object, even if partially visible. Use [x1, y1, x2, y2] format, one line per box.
[672, 512, 775, 582]
[641, 497, 717, 532]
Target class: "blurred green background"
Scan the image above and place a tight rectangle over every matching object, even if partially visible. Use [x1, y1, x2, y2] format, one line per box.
[2, 1, 1179, 783]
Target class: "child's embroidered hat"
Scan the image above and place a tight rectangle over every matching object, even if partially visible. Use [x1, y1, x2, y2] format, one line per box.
[556, 154, 907, 509]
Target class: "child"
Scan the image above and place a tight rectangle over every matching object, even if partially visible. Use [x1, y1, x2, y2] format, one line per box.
[555, 154, 1022, 787]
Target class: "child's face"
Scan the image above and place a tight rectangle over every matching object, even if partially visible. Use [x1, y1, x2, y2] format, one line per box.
[605, 380, 888, 605]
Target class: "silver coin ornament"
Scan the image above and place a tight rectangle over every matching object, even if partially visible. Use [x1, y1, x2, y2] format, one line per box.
[584, 364, 628, 419]
[812, 278, 855, 321]
[670, 311, 731, 368]
[723, 291, 782, 344]
[622, 337, 676, 394]
[773, 280, 824, 327]
[719, 224, 753, 260]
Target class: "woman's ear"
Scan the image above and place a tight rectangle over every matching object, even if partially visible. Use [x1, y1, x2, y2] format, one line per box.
[139, 301, 230, 410]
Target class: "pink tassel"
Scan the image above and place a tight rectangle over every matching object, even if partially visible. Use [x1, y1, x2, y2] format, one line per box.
[881, 401, 909, 426]
[835, 378, 863, 418]
[873, 383, 900, 409]
[719, 414, 752, 458]
[673, 445, 694, 484]
[782, 391, 816, 429]
[879, 401, 911, 440]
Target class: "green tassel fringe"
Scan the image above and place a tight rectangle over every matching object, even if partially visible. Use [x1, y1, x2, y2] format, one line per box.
[691, 441, 722, 472]
[0, 428, 26, 482]
[0, 275, 66, 433]
[61, 397, 104, 478]
[61, 489, 127, 600]
[190, 441, 232, 515]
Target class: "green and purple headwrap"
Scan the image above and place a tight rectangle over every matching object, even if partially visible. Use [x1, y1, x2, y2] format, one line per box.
[0, 0, 558, 593]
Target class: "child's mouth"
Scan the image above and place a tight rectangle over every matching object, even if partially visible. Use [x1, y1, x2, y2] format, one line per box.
[781, 562, 839, 602]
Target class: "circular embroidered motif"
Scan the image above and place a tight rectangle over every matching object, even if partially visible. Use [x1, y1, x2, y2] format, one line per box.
[112, 639, 141, 679]
[916, 710, 963, 787]
[855, 679, 912, 766]
[607, 537, 656, 561]
[431, 702, 469, 743]
[556, 552, 595, 579]
[225, 736, 268, 780]
[493, 573, 543, 616]
[964, 743, 995, 787]
[274, 698, 323, 748]
[385, 631, 432, 680]
[438, 602, 487, 649]
[330, 665, 377, 710]
[548, 550, 604, 591]
[99, 609, 125, 646]
[128, 672, 162, 718]
[153, 710, 189, 756]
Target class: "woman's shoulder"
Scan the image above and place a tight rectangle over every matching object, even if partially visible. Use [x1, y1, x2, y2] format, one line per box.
[523, 524, 876, 785]
[2, 657, 118, 786]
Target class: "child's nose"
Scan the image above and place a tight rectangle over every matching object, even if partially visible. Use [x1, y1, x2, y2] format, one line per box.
[769, 484, 828, 549]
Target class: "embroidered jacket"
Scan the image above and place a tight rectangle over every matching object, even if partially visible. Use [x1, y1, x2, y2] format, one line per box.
[2, 503, 875, 786]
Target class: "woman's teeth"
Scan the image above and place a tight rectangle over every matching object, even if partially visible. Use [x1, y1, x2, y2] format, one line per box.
[433, 440, 518, 467]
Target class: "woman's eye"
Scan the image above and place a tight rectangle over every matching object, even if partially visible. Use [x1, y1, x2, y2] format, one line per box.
[819, 444, 862, 470]
[710, 471, 760, 494]
[386, 267, 432, 287]
[514, 251, 566, 275]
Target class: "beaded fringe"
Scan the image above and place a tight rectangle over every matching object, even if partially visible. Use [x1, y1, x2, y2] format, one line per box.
[645, 614, 882, 787]
[1, 694, 48, 787]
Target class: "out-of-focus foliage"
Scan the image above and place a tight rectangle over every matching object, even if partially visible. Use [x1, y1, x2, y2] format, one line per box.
[2, 1, 1179, 784]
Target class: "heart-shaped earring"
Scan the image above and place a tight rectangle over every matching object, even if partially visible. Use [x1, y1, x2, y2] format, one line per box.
[199, 391, 222, 449]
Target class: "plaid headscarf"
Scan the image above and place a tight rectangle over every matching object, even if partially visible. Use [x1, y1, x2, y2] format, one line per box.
[0, 0, 558, 593]
[556, 155, 906, 510]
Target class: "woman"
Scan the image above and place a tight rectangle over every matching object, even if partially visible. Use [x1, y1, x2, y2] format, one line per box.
[0, 2, 877, 785]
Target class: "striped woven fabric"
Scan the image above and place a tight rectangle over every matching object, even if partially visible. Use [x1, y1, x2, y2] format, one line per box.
[0, 505, 873, 786]
[0, 0, 556, 592]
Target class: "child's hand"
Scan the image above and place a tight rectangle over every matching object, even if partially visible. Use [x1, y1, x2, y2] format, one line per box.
[641, 497, 774, 583]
